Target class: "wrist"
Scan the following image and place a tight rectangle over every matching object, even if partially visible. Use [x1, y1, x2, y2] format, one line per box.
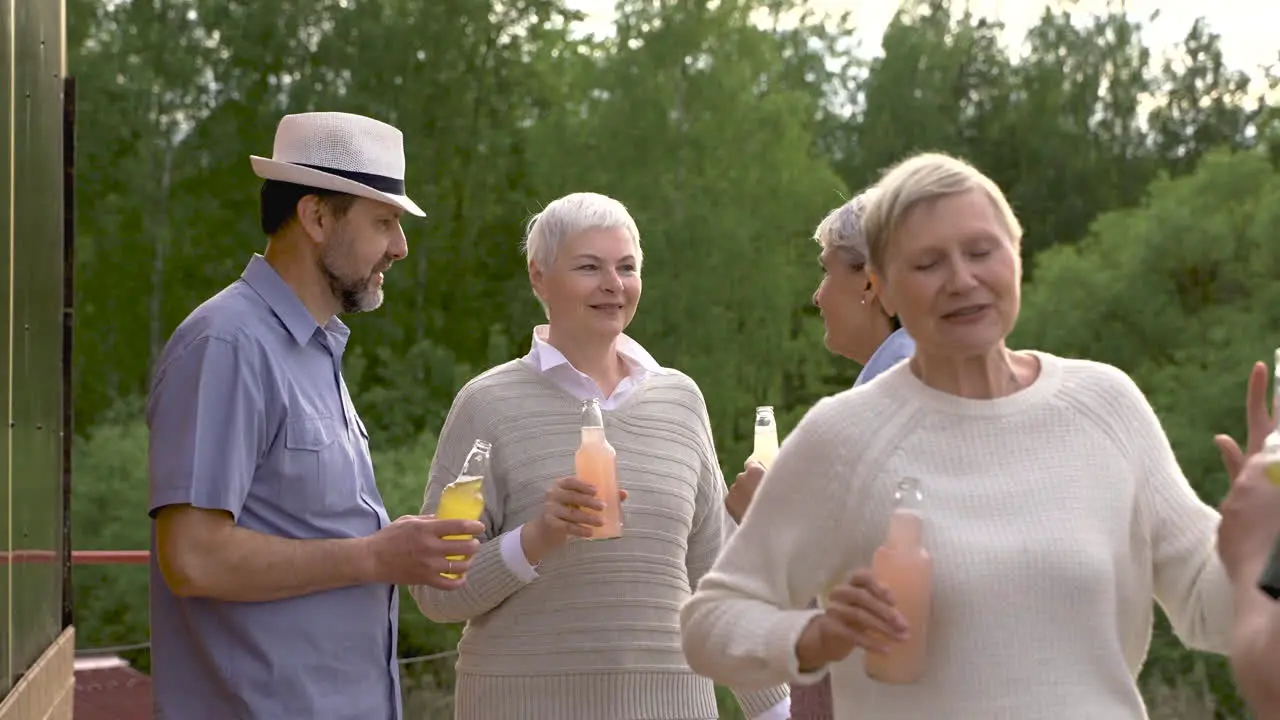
[520, 521, 547, 566]
[351, 535, 381, 585]
[794, 617, 825, 673]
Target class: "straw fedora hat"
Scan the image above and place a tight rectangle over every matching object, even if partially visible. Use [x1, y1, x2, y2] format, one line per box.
[250, 111, 425, 217]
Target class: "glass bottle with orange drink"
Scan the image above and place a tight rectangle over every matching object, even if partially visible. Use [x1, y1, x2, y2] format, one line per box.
[864, 477, 932, 684]
[434, 438, 491, 578]
[575, 398, 623, 540]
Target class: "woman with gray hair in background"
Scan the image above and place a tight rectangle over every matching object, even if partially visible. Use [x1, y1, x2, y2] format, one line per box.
[812, 188, 915, 385]
[725, 189, 916, 720]
[410, 192, 790, 720]
[681, 152, 1259, 718]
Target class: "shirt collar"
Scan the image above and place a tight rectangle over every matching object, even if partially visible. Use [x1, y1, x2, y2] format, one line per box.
[240, 254, 350, 349]
[854, 327, 915, 387]
[528, 324, 665, 375]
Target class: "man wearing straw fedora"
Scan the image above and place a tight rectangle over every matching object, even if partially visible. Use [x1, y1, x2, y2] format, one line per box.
[146, 111, 483, 719]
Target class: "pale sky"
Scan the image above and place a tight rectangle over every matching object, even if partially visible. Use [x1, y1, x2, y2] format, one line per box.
[568, 0, 1279, 90]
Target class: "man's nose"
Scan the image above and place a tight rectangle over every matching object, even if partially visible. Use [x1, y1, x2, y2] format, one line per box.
[389, 225, 408, 260]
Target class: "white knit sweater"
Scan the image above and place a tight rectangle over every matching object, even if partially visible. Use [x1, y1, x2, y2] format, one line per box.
[680, 351, 1235, 719]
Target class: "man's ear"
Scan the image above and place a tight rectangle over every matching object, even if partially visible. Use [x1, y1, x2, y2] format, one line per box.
[296, 195, 327, 244]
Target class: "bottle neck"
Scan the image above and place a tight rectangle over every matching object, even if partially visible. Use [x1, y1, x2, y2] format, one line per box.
[884, 509, 924, 550]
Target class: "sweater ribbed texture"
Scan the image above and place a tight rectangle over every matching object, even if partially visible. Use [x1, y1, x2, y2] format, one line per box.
[410, 360, 788, 719]
[681, 352, 1235, 719]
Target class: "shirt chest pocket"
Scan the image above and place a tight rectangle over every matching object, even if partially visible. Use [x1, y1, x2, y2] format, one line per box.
[277, 415, 356, 515]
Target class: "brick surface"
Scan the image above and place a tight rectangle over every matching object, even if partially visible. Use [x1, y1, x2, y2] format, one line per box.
[73, 658, 152, 720]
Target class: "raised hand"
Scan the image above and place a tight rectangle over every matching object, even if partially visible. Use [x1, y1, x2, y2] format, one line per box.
[1214, 361, 1276, 482]
[1218, 454, 1280, 584]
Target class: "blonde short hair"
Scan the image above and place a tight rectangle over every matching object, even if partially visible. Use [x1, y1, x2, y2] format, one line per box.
[862, 152, 1022, 273]
[813, 188, 877, 268]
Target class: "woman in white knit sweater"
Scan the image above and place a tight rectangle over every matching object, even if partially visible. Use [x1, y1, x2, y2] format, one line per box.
[680, 151, 1266, 718]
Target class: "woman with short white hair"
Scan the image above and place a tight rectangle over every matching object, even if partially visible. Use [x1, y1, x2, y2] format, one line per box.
[411, 192, 790, 719]
[680, 152, 1251, 718]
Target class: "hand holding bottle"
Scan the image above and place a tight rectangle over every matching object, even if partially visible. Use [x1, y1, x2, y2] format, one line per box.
[725, 460, 765, 523]
[1218, 453, 1280, 584]
[1213, 357, 1276, 482]
[522, 477, 630, 564]
[794, 569, 909, 672]
[366, 515, 485, 590]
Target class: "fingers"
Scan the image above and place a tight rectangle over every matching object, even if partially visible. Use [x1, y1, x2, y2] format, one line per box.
[548, 486, 605, 513]
[1236, 453, 1273, 490]
[549, 503, 603, 537]
[619, 488, 629, 502]
[426, 518, 486, 537]
[824, 604, 905, 654]
[826, 573, 909, 653]
[437, 555, 474, 574]
[1247, 361, 1274, 454]
[1216, 434, 1244, 484]
[555, 476, 601, 497]
[812, 614, 861, 656]
[418, 572, 468, 591]
[434, 536, 481, 557]
[549, 479, 606, 510]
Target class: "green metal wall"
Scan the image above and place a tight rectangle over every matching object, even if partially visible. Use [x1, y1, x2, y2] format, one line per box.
[0, 0, 69, 697]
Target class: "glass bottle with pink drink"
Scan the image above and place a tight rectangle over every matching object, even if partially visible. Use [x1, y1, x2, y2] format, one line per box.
[575, 398, 623, 540]
[864, 477, 932, 684]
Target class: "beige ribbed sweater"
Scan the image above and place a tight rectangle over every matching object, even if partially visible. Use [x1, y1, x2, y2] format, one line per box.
[410, 360, 788, 720]
[680, 352, 1236, 719]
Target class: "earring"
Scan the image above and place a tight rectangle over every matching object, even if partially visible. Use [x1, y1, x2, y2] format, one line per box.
[860, 299, 866, 305]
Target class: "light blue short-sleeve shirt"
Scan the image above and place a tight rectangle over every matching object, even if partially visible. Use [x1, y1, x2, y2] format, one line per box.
[147, 255, 401, 720]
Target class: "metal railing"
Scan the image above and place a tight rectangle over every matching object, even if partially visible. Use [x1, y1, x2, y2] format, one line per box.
[0, 550, 149, 565]
[65, 550, 461, 668]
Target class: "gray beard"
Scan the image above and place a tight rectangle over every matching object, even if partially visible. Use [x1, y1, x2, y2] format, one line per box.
[319, 246, 386, 314]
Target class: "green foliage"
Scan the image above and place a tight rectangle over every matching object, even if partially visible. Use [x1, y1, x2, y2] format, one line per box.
[1013, 148, 1280, 718]
[70, 420, 151, 669]
[62, 0, 1280, 716]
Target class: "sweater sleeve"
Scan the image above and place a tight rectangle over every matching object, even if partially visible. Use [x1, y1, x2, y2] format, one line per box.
[1117, 371, 1235, 653]
[682, 393, 791, 715]
[684, 400, 729, 590]
[409, 384, 534, 623]
[680, 396, 850, 691]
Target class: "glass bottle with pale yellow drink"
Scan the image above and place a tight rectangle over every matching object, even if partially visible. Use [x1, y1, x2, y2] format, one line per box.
[435, 438, 491, 578]
[864, 477, 933, 685]
[746, 406, 779, 469]
[1246, 348, 1280, 600]
[1261, 348, 1280, 486]
[576, 398, 623, 540]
